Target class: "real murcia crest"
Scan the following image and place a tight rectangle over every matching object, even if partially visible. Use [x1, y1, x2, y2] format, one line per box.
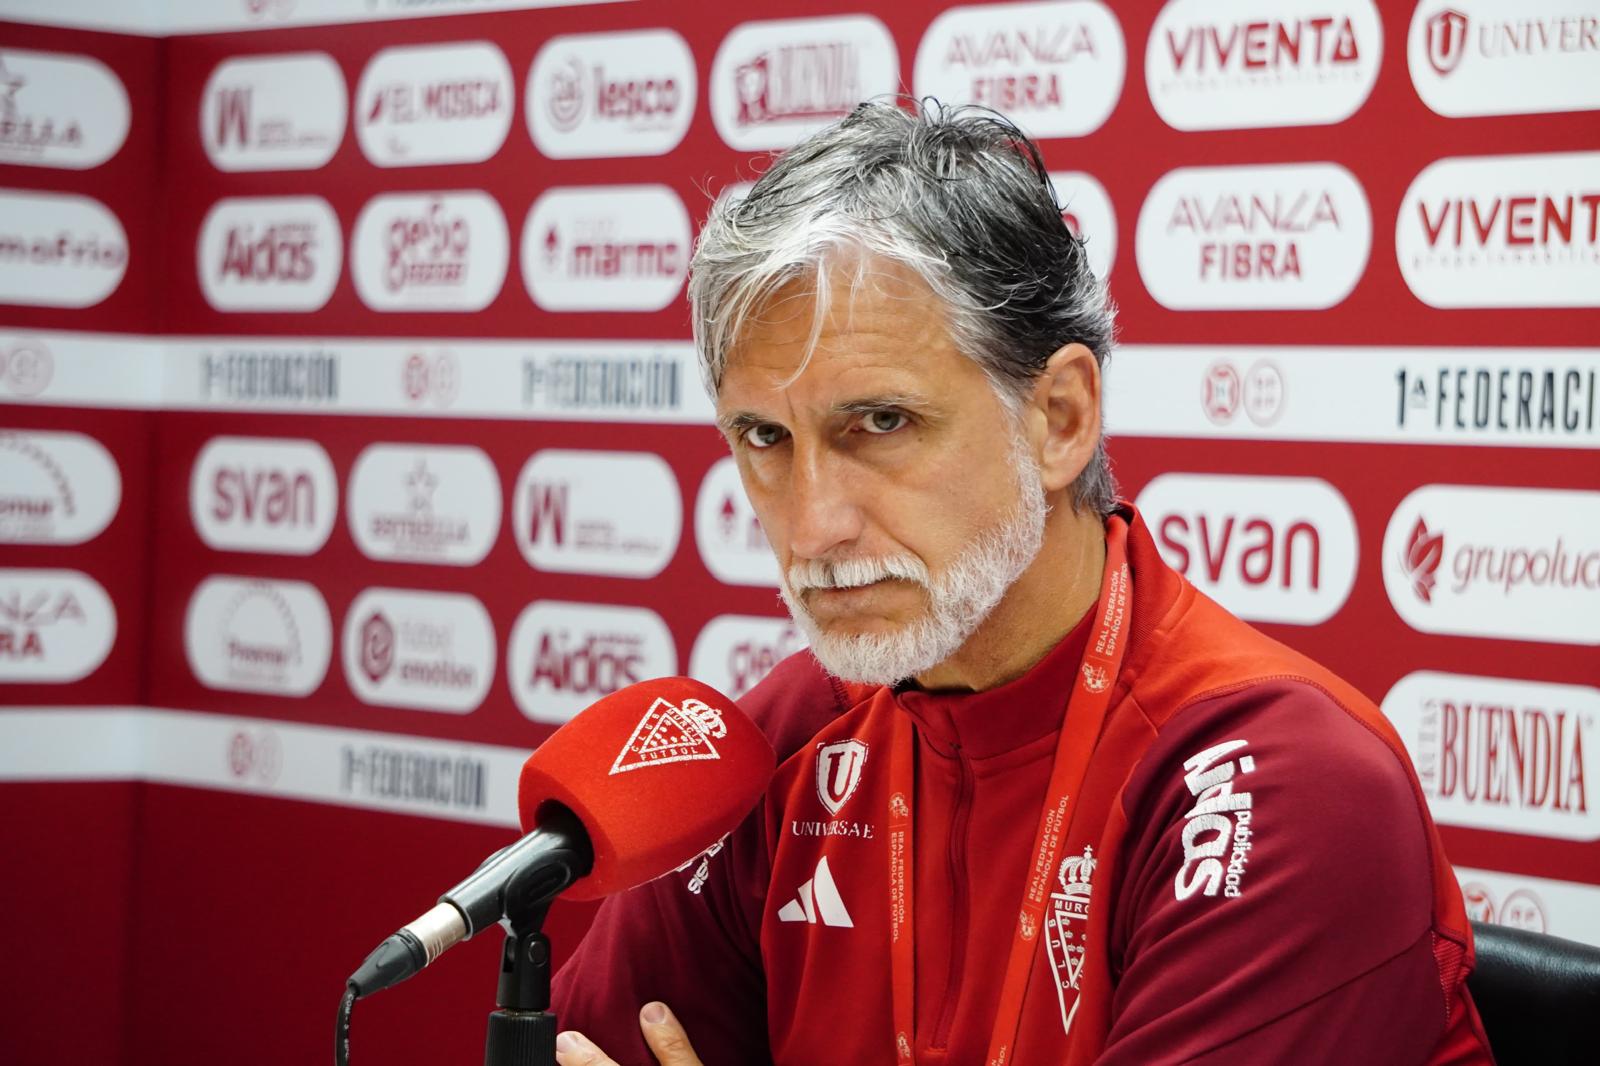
[1045, 845, 1096, 1036]
[610, 696, 727, 775]
[815, 738, 868, 816]
[1082, 663, 1110, 693]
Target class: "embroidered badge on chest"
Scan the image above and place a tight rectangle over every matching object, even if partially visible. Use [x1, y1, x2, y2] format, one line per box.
[610, 696, 728, 774]
[815, 739, 868, 815]
[1045, 845, 1095, 1035]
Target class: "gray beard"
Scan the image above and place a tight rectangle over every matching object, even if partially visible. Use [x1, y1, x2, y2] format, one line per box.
[779, 435, 1049, 687]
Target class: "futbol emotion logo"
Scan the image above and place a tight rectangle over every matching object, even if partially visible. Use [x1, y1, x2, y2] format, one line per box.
[360, 610, 395, 683]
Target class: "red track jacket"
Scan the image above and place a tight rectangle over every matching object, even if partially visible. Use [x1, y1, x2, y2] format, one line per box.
[553, 508, 1495, 1065]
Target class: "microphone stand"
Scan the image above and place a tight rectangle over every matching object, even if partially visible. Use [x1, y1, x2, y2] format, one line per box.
[484, 880, 561, 1065]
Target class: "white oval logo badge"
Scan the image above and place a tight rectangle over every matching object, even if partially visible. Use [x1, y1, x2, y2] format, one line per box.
[528, 29, 697, 159]
[710, 15, 900, 151]
[1137, 473, 1358, 625]
[184, 576, 332, 696]
[0, 568, 115, 683]
[1396, 151, 1600, 309]
[1136, 163, 1372, 310]
[1409, 0, 1600, 118]
[1049, 170, 1117, 279]
[347, 443, 501, 566]
[200, 51, 346, 171]
[352, 190, 509, 312]
[694, 456, 780, 588]
[1383, 484, 1600, 646]
[513, 449, 682, 579]
[197, 196, 342, 312]
[189, 436, 337, 555]
[0, 430, 121, 545]
[355, 41, 514, 167]
[0, 189, 128, 308]
[689, 614, 808, 700]
[914, 0, 1125, 138]
[1147, 0, 1381, 130]
[342, 587, 495, 714]
[1383, 672, 1599, 841]
[506, 601, 677, 724]
[522, 185, 690, 313]
[0, 48, 130, 169]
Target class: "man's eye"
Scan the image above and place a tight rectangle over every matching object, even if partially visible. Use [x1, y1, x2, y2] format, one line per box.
[862, 410, 908, 435]
[742, 424, 788, 449]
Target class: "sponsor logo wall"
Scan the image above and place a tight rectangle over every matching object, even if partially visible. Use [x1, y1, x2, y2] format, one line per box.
[0, 3, 1595, 1060]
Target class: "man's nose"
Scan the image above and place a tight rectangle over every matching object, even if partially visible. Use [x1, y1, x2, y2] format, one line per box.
[784, 449, 864, 561]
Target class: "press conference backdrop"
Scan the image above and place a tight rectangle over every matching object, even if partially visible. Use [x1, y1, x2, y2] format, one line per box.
[0, 0, 1595, 1062]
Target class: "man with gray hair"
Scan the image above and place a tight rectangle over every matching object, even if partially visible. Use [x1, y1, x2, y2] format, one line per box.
[551, 101, 1492, 1066]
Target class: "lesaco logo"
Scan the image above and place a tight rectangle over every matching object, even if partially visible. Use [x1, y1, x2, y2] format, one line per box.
[1384, 672, 1596, 841]
[1048, 171, 1117, 279]
[694, 456, 780, 587]
[189, 436, 337, 555]
[342, 587, 495, 714]
[1136, 163, 1371, 310]
[0, 567, 115, 683]
[200, 52, 346, 172]
[710, 15, 899, 151]
[0, 48, 130, 169]
[1138, 473, 1358, 625]
[352, 191, 509, 312]
[347, 443, 501, 566]
[0, 188, 127, 308]
[197, 196, 342, 312]
[355, 41, 513, 167]
[522, 185, 690, 313]
[527, 29, 697, 159]
[183, 575, 332, 696]
[513, 449, 682, 579]
[1147, 0, 1381, 131]
[1383, 485, 1600, 646]
[913, 0, 1125, 138]
[689, 615, 808, 700]
[506, 600, 677, 724]
[1396, 151, 1600, 309]
[0, 430, 121, 546]
[1410, 0, 1600, 118]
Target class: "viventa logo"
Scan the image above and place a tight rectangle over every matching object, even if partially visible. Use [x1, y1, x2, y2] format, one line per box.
[1174, 739, 1257, 901]
[777, 855, 854, 927]
[1403, 518, 1446, 603]
[815, 739, 867, 815]
[610, 696, 728, 774]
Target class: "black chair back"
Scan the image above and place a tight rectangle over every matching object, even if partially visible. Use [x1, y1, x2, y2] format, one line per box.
[1467, 920, 1600, 1066]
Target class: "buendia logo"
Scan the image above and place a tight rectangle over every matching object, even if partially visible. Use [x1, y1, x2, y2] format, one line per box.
[611, 695, 728, 774]
[1174, 739, 1256, 901]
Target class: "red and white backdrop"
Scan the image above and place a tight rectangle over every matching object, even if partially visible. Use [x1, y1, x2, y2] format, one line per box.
[1, 0, 1595, 1062]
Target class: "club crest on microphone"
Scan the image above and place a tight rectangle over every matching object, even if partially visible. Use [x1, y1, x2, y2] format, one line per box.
[610, 695, 729, 775]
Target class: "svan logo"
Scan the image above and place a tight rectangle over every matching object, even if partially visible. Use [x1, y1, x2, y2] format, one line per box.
[507, 600, 677, 723]
[913, 0, 1125, 138]
[189, 436, 337, 555]
[355, 41, 513, 167]
[1146, 0, 1382, 131]
[527, 29, 697, 159]
[0, 48, 130, 170]
[688, 614, 808, 699]
[1136, 162, 1372, 310]
[513, 450, 682, 579]
[1137, 473, 1358, 625]
[694, 456, 780, 587]
[0, 429, 121, 546]
[200, 51, 346, 172]
[197, 196, 342, 312]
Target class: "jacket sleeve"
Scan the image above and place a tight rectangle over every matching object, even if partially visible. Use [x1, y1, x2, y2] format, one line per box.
[1094, 682, 1460, 1065]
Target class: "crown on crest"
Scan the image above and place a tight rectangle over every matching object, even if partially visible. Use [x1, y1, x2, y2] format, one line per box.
[1058, 845, 1096, 893]
[680, 697, 728, 739]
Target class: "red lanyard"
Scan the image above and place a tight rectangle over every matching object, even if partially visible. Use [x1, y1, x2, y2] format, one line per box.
[887, 516, 1132, 1066]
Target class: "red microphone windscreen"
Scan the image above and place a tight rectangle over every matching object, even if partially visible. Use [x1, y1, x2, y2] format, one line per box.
[517, 676, 776, 901]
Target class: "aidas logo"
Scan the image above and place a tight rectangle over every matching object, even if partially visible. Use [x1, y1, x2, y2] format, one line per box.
[1174, 739, 1257, 901]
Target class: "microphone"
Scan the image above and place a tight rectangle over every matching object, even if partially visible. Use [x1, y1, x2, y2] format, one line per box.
[344, 676, 775, 999]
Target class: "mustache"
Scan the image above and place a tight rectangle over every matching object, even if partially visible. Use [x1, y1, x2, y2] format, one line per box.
[786, 553, 931, 594]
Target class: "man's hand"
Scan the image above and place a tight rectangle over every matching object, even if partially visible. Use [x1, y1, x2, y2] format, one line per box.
[554, 1002, 703, 1066]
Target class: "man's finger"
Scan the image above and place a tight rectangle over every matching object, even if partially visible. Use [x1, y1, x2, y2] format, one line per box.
[554, 1029, 619, 1066]
[638, 1002, 703, 1066]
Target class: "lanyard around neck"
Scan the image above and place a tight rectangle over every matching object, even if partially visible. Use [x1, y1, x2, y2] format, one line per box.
[886, 515, 1133, 1065]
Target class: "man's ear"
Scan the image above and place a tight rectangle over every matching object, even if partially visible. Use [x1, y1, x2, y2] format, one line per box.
[1028, 343, 1101, 495]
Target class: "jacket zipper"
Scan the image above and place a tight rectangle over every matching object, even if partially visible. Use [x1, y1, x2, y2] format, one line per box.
[929, 743, 973, 1051]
